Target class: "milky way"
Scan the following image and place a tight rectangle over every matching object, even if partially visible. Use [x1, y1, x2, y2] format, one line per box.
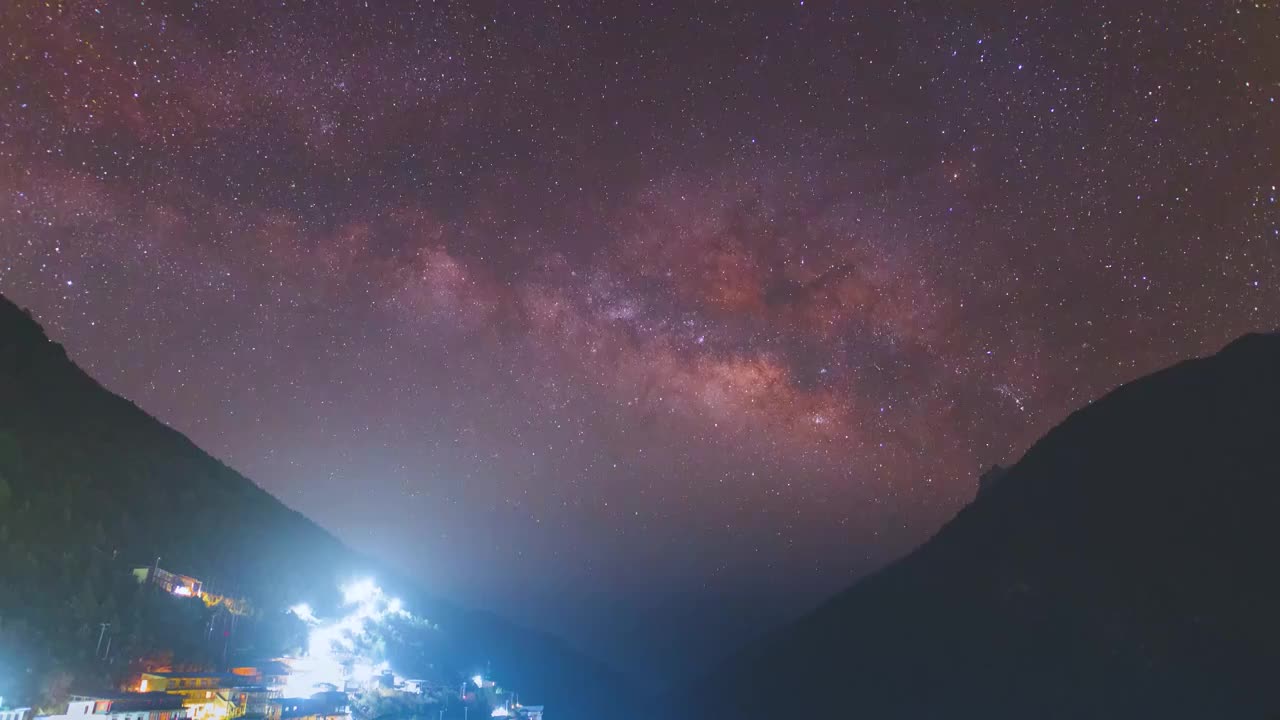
[1, 0, 1277, 675]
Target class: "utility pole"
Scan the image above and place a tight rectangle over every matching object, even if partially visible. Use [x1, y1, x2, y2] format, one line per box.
[222, 611, 236, 668]
[96, 622, 111, 658]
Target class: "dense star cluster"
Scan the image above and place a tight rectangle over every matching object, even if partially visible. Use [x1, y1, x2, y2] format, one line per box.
[2, 0, 1277, 672]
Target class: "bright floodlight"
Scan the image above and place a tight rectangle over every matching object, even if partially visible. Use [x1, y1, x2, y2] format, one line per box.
[342, 579, 380, 605]
[472, 675, 484, 688]
[281, 578, 419, 698]
[350, 662, 377, 684]
[289, 603, 317, 623]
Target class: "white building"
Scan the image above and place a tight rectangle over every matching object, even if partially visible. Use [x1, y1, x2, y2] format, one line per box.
[39, 694, 187, 720]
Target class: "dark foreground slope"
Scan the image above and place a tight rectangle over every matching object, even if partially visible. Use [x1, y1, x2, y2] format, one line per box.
[679, 333, 1280, 719]
[0, 295, 624, 719]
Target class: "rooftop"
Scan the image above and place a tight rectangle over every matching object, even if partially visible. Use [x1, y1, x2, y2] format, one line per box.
[69, 693, 188, 712]
[276, 693, 348, 720]
[103, 694, 187, 713]
[141, 672, 238, 680]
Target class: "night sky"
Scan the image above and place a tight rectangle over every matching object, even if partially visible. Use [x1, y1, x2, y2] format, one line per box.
[2, 0, 1277, 680]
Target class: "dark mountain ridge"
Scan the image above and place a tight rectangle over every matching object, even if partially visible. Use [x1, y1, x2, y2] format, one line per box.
[0, 294, 626, 719]
[677, 332, 1280, 718]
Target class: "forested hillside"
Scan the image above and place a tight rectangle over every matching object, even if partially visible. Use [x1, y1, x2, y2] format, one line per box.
[0, 295, 625, 719]
[675, 333, 1280, 719]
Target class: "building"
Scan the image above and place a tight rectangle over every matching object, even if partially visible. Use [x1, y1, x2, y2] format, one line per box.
[137, 674, 242, 720]
[490, 704, 542, 720]
[0, 708, 31, 720]
[273, 692, 348, 720]
[226, 688, 275, 720]
[132, 567, 204, 598]
[138, 673, 237, 697]
[130, 566, 248, 616]
[229, 663, 288, 697]
[227, 665, 284, 717]
[40, 694, 186, 720]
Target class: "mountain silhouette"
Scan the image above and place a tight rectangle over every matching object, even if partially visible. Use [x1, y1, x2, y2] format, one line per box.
[675, 332, 1280, 718]
[0, 293, 626, 719]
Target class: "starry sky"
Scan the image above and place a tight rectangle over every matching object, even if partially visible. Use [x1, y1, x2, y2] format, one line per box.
[2, 0, 1278, 682]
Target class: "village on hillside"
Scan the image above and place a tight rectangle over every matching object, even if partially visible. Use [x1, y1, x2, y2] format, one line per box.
[0, 564, 544, 720]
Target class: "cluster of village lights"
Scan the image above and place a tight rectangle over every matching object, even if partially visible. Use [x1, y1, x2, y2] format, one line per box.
[284, 579, 412, 697]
